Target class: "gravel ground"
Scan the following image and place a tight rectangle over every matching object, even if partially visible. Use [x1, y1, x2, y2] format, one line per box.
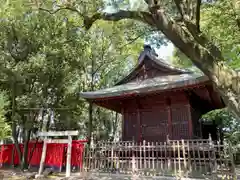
[0, 169, 66, 180]
[0, 168, 240, 180]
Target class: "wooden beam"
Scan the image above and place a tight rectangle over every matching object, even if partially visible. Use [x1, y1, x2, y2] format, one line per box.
[199, 119, 203, 138]
[136, 98, 142, 142]
[121, 106, 125, 141]
[46, 139, 69, 144]
[187, 104, 193, 138]
[37, 131, 78, 137]
[167, 98, 172, 139]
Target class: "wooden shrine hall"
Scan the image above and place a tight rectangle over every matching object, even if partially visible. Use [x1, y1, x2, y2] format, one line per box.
[80, 45, 225, 142]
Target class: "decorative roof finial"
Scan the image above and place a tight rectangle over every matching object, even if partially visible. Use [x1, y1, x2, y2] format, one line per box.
[144, 44, 158, 57]
[143, 44, 152, 51]
[138, 44, 158, 64]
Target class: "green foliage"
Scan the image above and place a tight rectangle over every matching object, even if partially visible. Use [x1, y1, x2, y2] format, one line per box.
[201, 0, 240, 68]
[0, 91, 11, 140]
[170, 0, 240, 152]
[172, 0, 240, 69]
[171, 48, 193, 68]
[0, 0, 147, 144]
[202, 109, 240, 153]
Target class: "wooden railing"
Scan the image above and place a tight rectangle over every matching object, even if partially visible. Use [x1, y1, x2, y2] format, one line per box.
[80, 139, 236, 179]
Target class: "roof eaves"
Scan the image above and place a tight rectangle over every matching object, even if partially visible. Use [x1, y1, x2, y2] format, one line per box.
[80, 74, 209, 100]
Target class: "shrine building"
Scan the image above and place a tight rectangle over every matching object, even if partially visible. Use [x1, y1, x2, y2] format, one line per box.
[80, 45, 225, 142]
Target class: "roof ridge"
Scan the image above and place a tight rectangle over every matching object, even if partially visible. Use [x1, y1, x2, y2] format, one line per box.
[115, 47, 193, 86]
[147, 51, 193, 74]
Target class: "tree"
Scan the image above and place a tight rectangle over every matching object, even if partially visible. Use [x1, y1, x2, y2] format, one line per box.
[40, 0, 240, 117]
[170, 0, 240, 158]
[75, 20, 143, 144]
[172, 0, 240, 69]
[0, 1, 89, 169]
[200, 0, 240, 69]
[0, 0, 146, 169]
[0, 91, 11, 140]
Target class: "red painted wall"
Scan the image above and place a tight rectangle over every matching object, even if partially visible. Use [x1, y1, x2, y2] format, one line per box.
[122, 92, 192, 142]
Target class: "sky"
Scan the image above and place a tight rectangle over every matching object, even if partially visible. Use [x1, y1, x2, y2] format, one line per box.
[156, 43, 174, 59]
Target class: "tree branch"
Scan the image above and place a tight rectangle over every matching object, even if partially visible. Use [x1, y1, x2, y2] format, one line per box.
[172, 1, 220, 59]
[196, 0, 201, 32]
[173, 0, 186, 19]
[82, 8, 220, 69]
[81, 6, 227, 87]
[39, 6, 84, 17]
[119, 31, 148, 49]
[174, 0, 202, 31]
[230, 0, 240, 31]
[83, 10, 155, 30]
[183, 20, 223, 60]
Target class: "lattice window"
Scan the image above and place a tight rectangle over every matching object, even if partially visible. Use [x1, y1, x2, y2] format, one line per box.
[171, 105, 189, 123]
[141, 109, 168, 142]
[171, 104, 190, 139]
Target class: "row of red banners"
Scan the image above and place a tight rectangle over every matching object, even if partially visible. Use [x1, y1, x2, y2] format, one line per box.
[0, 140, 87, 171]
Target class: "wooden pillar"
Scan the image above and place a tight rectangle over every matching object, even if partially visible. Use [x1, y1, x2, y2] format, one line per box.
[199, 119, 203, 138]
[66, 135, 72, 177]
[136, 98, 142, 142]
[121, 107, 124, 141]
[38, 137, 47, 176]
[167, 98, 172, 139]
[187, 104, 193, 138]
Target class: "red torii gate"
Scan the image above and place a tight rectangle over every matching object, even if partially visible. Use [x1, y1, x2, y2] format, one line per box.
[35, 131, 79, 178]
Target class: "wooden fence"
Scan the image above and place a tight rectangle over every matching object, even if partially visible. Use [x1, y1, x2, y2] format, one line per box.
[80, 138, 236, 179]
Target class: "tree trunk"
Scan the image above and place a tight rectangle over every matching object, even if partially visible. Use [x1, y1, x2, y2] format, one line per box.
[27, 111, 44, 167]
[111, 112, 118, 141]
[21, 129, 31, 170]
[11, 128, 20, 167]
[87, 102, 93, 145]
[88, 59, 95, 145]
[46, 113, 51, 132]
[11, 80, 22, 166]
[27, 138, 38, 168]
[11, 145, 15, 167]
[12, 121, 22, 166]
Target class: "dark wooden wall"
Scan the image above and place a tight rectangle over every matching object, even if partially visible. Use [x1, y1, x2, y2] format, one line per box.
[190, 107, 202, 138]
[122, 92, 193, 142]
[140, 95, 167, 142]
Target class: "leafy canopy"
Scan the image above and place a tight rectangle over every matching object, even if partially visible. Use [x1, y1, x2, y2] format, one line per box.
[172, 0, 240, 69]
